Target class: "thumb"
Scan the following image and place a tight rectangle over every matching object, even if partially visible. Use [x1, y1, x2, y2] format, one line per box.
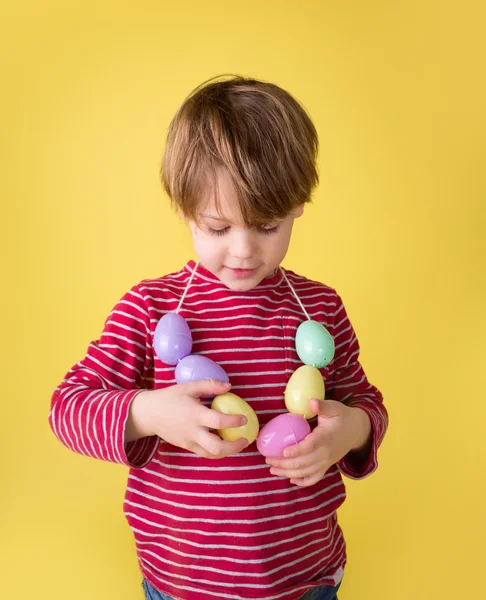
[182, 378, 231, 398]
[309, 397, 337, 417]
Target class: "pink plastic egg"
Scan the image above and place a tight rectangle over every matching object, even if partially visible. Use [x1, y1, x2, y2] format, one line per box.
[256, 414, 311, 458]
[154, 313, 193, 365]
[175, 355, 229, 397]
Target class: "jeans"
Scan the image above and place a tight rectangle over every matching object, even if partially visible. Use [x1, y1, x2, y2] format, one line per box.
[142, 578, 341, 600]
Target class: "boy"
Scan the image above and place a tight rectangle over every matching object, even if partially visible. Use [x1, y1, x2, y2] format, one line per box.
[49, 75, 388, 600]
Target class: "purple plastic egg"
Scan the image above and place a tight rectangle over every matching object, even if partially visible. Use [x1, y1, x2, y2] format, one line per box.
[175, 354, 229, 397]
[154, 313, 193, 365]
[256, 413, 311, 458]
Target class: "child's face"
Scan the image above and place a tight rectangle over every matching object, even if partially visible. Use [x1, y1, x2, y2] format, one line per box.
[185, 170, 304, 291]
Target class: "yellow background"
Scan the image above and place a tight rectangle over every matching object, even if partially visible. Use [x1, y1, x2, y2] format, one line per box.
[1, 1, 485, 598]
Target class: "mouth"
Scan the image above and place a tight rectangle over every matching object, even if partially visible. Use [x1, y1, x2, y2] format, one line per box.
[225, 266, 257, 278]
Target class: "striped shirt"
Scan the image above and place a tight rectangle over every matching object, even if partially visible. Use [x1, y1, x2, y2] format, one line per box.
[49, 260, 388, 600]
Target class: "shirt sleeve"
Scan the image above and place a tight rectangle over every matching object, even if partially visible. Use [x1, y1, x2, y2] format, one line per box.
[48, 284, 159, 469]
[326, 293, 388, 480]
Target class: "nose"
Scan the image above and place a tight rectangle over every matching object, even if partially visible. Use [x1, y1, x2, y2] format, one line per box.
[228, 229, 253, 260]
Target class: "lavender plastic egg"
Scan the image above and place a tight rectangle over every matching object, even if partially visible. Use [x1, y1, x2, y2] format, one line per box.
[175, 355, 229, 398]
[257, 414, 311, 458]
[154, 313, 193, 365]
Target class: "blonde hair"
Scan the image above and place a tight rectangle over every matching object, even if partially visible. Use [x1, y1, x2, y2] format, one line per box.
[161, 75, 319, 226]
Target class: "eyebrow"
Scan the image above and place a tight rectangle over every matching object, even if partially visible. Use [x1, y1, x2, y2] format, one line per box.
[199, 214, 230, 222]
[198, 214, 282, 227]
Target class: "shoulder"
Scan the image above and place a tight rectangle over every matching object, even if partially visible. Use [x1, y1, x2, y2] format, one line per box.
[117, 267, 189, 314]
[283, 267, 338, 299]
[281, 267, 343, 324]
[136, 268, 187, 296]
[282, 268, 351, 332]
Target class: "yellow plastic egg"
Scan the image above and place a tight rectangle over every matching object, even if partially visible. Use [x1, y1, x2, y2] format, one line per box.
[211, 392, 259, 443]
[284, 365, 325, 419]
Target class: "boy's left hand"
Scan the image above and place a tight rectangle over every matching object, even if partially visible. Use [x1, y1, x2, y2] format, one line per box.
[265, 398, 372, 487]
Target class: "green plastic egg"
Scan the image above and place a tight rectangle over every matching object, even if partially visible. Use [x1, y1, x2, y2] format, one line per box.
[295, 320, 335, 368]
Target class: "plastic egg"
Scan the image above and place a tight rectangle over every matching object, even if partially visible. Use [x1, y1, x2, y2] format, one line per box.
[257, 414, 311, 458]
[175, 355, 229, 398]
[154, 313, 192, 365]
[295, 320, 335, 368]
[211, 393, 259, 444]
[284, 365, 325, 419]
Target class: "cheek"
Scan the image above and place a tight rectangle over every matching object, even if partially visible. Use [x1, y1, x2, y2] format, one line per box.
[192, 233, 226, 260]
[268, 232, 290, 256]
[190, 231, 209, 257]
[194, 236, 210, 253]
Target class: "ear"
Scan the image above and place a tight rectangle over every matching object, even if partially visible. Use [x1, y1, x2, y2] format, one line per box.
[293, 204, 305, 218]
[179, 209, 187, 221]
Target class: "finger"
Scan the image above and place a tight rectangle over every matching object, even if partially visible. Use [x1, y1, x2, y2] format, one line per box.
[269, 463, 325, 480]
[309, 398, 325, 415]
[279, 427, 328, 460]
[201, 407, 247, 431]
[188, 442, 242, 460]
[197, 429, 248, 458]
[310, 398, 342, 418]
[266, 427, 325, 467]
[181, 378, 231, 398]
[188, 443, 222, 459]
[290, 472, 326, 487]
[266, 451, 319, 470]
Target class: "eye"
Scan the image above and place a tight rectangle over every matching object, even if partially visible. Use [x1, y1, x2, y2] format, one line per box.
[208, 227, 230, 236]
[259, 225, 280, 235]
[206, 224, 280, 236]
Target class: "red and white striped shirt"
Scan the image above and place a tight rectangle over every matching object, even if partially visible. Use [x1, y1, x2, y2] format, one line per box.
[49, 260, 388, 600]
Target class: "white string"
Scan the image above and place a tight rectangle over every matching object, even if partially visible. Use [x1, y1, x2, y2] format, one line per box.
[279, 267, 312, 321]
[177, 261, 311, 322]
[176, 261, 199, 313]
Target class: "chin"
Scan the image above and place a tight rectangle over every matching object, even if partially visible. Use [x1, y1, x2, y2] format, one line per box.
[225, 280, 257, 291]
[223, 275, 261, 291]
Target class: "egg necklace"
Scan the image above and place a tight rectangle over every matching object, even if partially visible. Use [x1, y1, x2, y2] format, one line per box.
[153, 262, 335, 458]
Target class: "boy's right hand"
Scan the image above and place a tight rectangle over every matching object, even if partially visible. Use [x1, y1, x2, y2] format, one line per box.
[125, 380, 249, 458]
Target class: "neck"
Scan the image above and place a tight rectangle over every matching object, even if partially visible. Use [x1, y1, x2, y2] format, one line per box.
[265, 267, 279, 279]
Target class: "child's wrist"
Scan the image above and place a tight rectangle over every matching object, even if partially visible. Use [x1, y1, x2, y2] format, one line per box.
[126, 390, 156, 442]
[348, 406, 372, 452]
